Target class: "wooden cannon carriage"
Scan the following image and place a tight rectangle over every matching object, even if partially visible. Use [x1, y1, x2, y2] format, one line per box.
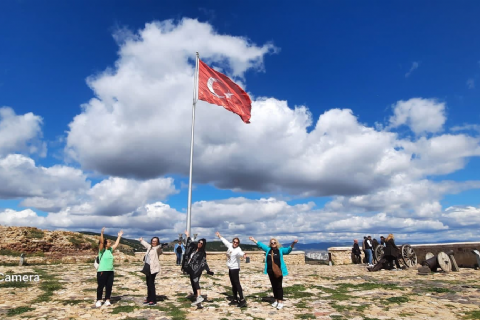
[374, 244, 418, 268]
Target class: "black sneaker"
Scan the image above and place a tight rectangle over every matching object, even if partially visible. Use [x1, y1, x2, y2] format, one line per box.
[143, 300, 149, 305]
[148, 302, 157, 306]
[229, 300, 238, 306]
[237, 299, 247, 308]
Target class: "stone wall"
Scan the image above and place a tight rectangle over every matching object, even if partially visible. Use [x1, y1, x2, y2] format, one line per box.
[136, 251, 306, 265]
[328, 242, 480, 267]
[328, 247, 353, 265]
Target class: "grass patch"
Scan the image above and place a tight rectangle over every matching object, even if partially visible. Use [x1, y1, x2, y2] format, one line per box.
[295, 314, 316, 319]
[326, 293, 352, 301]
[0, 249, 21, 256]
[337, 282, 402, 291]
[355, 304, 368, 312]
[111, 305, 138, 314]
[68, 236, 85, 248]
[384, 296, 409, 304]
[33, 268, 63, 303]
[153, 302, 187, 320]
[295, 301, 311, 309]
[463, 310, 480, 319]
[424, 287, 454, 293]
[330, 303, 352, 312]
[6, 306, 35, 316]
[59, 299, 88, 305]
[26, 229, 45, 239]
[284, 284, 311, 298]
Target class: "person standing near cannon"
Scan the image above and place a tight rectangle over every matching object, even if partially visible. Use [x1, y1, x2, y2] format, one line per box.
[352, 239, 361, 264]
[384, 234, 402, 270]
[364, 236, 374, 267]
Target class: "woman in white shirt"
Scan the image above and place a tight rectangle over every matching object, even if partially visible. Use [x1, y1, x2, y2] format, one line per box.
[215, 231, 247, 308]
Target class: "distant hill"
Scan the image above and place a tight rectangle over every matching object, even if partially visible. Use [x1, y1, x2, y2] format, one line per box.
[288, 242, 352, 252]
[204, 240, 260, 252]
[78, 233, 260, 252]
[79, 231, 145, 251]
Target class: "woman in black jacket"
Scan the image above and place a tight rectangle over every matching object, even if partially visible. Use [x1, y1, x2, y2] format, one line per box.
[384, 233, 402, 270]
[183, 230, 214, 306]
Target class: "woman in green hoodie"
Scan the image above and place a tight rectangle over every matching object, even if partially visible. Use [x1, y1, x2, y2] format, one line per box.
[96, 227, 123, 308]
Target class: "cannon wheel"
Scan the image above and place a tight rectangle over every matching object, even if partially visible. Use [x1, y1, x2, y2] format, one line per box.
[438, 252, 452, 272]
[400, 244, 417, 268]
[375, 245, 384, 259]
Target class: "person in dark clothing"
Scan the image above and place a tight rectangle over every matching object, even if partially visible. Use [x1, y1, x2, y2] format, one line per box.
[183, 230, 214, 306]
[380, 236, 386, 247]
[352, 239, 361, 264]
[372, 238, 379, 264]
[174, 240, 184, 265]
[362, 236, 367, 263]
[384, 233, 402, 270]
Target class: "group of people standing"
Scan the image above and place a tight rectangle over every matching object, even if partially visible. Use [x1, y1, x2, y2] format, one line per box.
[95, 227, 298, 310]
[352, 233, 403, 271]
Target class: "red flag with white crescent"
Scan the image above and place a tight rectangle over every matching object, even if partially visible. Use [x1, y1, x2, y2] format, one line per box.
[197, 59, 252, 124]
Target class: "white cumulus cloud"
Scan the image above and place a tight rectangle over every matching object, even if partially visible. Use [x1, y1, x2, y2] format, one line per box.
[0, 107, 46, 157]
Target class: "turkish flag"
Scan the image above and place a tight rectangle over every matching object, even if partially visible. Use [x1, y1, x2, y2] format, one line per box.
[198, 59, 252, 123]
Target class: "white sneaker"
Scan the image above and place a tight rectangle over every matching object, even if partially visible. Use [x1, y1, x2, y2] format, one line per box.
[104, 300, 111, 307]
[272, 301, 278, 308]
[191, 296, 204, 306]
[277, 303, 284, 310]
[95, 300, 102, 308]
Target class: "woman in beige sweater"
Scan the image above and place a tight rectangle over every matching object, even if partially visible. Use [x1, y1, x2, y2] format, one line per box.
[139, 236, 163, 306]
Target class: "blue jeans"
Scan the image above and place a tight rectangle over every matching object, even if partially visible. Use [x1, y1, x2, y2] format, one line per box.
[176, 253, 182, 265]
[365, 249, 372, 264]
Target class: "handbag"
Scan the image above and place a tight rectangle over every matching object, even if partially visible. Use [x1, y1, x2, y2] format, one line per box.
[140, 262, 151, 276]
[140, 248, 152, 275]
[94, 252, 104, 270]
[270, 250, 282, 278]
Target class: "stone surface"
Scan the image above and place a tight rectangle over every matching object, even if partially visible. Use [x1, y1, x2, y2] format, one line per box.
[1, 259, 479, 319]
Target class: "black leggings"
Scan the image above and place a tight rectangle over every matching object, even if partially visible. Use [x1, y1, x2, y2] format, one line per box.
[97, 271, 114, 300]
[228, 269, 244, 300]
[386, 255, 401, 269]
[146, 272, 157, 302]
[190, 273, 202, 295]
[267, 269, 283, 300]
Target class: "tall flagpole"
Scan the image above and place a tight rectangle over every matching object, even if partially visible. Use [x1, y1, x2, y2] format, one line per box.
[186, 52, 199, 237]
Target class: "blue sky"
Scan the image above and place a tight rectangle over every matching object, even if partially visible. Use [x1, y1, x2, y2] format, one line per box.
[1, 1, 479, 243]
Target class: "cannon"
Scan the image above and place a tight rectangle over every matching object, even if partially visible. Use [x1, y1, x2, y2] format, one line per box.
[374, 244, 417, 269]
[422, 251, 459, 272]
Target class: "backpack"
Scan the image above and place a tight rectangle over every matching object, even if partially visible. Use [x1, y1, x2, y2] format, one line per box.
[176, 245, 183, 254]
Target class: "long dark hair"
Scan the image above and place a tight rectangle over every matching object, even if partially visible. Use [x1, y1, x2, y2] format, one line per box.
[99, 238, 108, 248]
[198, 238, 207, 254]
[150, 237, 160, 246]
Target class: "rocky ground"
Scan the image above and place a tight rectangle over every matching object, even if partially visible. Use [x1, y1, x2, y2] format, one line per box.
[0, 260, 479, 320]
